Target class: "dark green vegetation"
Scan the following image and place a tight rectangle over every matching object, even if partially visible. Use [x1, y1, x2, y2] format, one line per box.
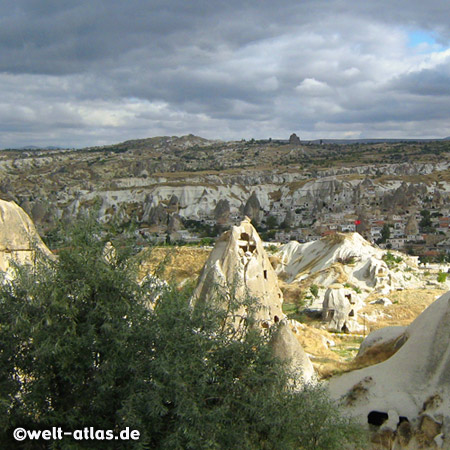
[0, 219, 365, 449]
[382, 251, 403, 269]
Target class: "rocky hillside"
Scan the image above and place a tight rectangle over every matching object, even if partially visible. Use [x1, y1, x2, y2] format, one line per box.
[1, 136, 450, 257]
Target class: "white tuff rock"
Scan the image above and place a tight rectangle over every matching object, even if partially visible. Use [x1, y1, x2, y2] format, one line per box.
[328, 291, 450, 448]
[193, 217, 284, 326]
[0, 199, 53, 277]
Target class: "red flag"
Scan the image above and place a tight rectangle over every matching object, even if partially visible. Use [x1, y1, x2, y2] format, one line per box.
[354, 219, 361, 225]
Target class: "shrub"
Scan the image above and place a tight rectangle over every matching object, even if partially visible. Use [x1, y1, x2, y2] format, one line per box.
[0, 219, 365, 449]
[310, 284, 319, 298]
[200, 236, 215, 246]
[437, 271, 448, 283]
[382, 251, 403, 268]
[337, 256, 356, 265]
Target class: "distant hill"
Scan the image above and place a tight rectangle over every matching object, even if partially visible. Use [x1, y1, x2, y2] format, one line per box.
[16, 145, 66, 151]
[5, 134, 450, 151]
[305, 137, 450, 144]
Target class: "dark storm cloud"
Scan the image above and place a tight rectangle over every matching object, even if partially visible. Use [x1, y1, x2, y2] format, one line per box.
[0, 0, 449, 147]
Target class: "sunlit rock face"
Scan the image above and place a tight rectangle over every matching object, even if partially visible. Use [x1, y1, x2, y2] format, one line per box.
[270, 321, 315, 384]
[193, 217, 284, 326]
[194, 218, 315, 384]
[276, 232, 422, 331]
[328, 291, 450, 449]
[0, 199, 53, 276]
[322, 284, 364, 333]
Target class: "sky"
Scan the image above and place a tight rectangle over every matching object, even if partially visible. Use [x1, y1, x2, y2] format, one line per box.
[1, 0, 450, 148]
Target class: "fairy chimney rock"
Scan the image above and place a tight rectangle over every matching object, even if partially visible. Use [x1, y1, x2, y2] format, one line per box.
[270, 321, 315, 383]
[194, 217, 284, 326]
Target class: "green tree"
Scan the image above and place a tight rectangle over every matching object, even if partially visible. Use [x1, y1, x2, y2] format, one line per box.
[378, 223, 391, 244]
[266, 215, 278, 229]
[419, 209, 433, 231]
[0, 219, 365, 449]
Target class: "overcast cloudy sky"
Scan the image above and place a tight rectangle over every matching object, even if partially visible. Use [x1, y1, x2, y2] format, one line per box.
[1, 0, 450, 148]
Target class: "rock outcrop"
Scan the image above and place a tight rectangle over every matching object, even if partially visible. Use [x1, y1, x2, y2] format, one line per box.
[276, 233, 421, 319]
[194, 218, 315, 383]
[270, 321, 315, 383]
[242, 192, 261, 224]
[329, 291, 450, 448]
[405, 214, 419, 236]
[322, 284, 363, 332]
[214, 199, 230, 225]
[356, 325, 407, 360]
[289, 133, 301, 145]
[143, 203, 168, 226]
[193, 217, 284, 326]
[0, 199, 53, 276]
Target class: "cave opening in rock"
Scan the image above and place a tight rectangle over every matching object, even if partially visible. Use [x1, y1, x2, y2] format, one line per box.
[263, 269, 267, 280]
[349, 309, 355, 317]
[368, 411, 389, 426]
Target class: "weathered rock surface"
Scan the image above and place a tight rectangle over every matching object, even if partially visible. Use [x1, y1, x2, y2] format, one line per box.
[288, 133, 301, 145]
[1, 137, 449, 240]
[214, 199, 230, 225]
[270, 321, 315, 383]
[0, 199, 53, 275]
[276, 233, 422, 330]
[356, 325, 407, 360]
[322, 284, 363, 332]
[242, 192, 261, 224]
[193, 217, 284, 326]
[277, 233, 418, 289]
[405, 214, 419, 236]
[328, 291, 450, 448]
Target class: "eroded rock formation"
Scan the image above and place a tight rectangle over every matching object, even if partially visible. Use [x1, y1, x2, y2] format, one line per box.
[270, 321, 315, 383]
[276, 233, 421, 330]
[0, 199, 53, 276]
[329, 291, 450, 449]
[322, 284, 363, 332]
[193, 217, 284, 326]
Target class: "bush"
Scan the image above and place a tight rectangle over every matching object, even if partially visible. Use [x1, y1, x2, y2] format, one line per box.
[310, 284, 319, 298]
[437, 271, 448, 283]
[200, 236, 215, 246]
[0, 219, 365, 449]
[337, 256, 356, 265]
[382, 251, 403, 269]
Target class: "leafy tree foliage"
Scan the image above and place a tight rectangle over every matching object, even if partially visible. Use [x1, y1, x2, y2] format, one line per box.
[380, 223, 391, 243]
[265, 215, 279, 229]
[419, 209, 433, 231]
[0, 219, 364, 449]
